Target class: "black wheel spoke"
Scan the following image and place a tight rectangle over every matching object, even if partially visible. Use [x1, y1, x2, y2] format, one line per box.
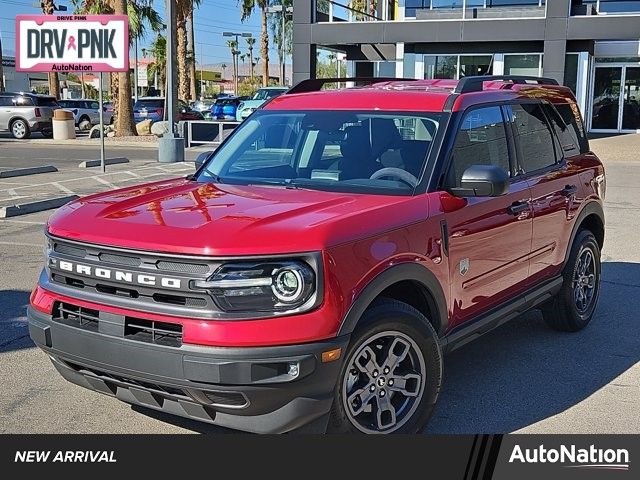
[389, 373, 421, 397]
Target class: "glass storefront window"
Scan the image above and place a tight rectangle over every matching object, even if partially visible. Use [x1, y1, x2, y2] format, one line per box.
[403, 0, 545, 18]
[564, 54, 579, 94]
[504, 54, 542, 76]
[581, 0, 640, 14]
[424, 55, 457, 79]
[404, 53, 417, 79]
[459, 55, 493, 77]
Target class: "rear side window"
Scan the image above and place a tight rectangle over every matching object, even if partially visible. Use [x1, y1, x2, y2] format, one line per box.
[34, 97, 58, 107]
[555, 102, 588, 154]
[447, 106, 510, 187]
[509, 103, 557, 173]
[0, 97, 13, 106]
[14, 96, 35, 106]
[543, 103, 581, 157]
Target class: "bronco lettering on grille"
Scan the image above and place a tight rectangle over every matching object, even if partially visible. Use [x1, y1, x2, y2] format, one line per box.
[57, 260, 182, 289]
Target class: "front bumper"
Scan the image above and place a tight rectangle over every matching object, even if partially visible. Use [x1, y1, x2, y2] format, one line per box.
[28, 306, 349, 433]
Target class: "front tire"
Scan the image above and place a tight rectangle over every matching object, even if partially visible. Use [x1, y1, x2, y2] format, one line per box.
[542, 229, 601, 332]
[11, 119, 30, 139]
[328, 299, 442, 434]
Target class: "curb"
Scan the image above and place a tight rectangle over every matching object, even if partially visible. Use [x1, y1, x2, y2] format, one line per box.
[79, 157, 130, 168]
[0, 195, 79, 218]
[0, 165, 58, 178]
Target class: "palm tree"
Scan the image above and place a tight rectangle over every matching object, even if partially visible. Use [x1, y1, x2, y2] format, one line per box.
[227, 40, 238, 93]
[221, 63, 227, 80]
[246, 36, 256, 80]
[147, 34, 167, 95]
[268, 0, 292, 85]
[240, 0, 269, 87]
[112, 0, 136, 135]
[41, 0, 60, 98]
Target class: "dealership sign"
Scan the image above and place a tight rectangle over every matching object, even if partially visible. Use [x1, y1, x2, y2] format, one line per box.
[15, 15, 129, 72]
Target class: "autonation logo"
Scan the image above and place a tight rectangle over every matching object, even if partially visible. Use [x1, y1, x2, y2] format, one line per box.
[509, 444, 630, 471]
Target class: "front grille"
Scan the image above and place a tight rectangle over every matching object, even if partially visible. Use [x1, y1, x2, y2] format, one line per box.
[156, 260, 210, 275]
[53, 301, 183, 348]
[99, 252, 141, 267]
[47, 236, 218, 317]
[53, 242, 86, 258]
[124, 317, 183, 347]
[53, 302, 99, 332]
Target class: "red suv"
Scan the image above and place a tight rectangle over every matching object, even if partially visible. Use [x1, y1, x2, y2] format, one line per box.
[29, 76, 605, 434]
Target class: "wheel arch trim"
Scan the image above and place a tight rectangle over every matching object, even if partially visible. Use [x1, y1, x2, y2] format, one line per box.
[564, 201, 605, 268]
[337, 263, 448, 337]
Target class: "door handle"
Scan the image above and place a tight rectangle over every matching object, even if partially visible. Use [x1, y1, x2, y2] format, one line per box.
[561, 184, 578, 197]
[507, 201, 530, 216]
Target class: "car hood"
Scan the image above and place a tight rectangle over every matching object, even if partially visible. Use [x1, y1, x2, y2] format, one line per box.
[47, 178, 427, 256]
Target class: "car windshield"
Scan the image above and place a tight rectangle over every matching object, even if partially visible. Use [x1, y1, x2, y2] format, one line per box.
[252, 89, 286, 101]
[197, 110, 441, 195]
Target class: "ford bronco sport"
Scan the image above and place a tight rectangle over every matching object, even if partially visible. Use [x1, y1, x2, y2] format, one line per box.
[29, 75, 605, 434]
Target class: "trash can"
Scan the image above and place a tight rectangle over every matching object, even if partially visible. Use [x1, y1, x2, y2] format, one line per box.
[52, 109, 76, 140]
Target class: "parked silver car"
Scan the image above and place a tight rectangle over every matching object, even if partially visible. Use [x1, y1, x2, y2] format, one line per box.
[57, 99, 113, 130]
[0, 92, 58, 139]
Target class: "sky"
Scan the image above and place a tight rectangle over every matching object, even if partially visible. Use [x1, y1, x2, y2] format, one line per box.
[0, 0, 281, 66]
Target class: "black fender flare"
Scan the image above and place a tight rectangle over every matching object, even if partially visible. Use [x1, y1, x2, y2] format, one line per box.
[564, 201, 605, 267]
[337, 262, 448, 337]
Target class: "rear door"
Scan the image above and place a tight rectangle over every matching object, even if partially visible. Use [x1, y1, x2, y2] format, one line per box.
[506, 102, 583, 285]
[443, 105, 533, 327]
[87, 101, 101, 123]
[0, 96, 12, 129]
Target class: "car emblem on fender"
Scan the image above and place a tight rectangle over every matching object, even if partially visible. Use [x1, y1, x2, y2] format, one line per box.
[460, 258, 470, 276]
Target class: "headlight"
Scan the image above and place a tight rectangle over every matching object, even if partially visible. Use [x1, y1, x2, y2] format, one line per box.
[192, 260, 318, 313]
[238, 102, 245, 110]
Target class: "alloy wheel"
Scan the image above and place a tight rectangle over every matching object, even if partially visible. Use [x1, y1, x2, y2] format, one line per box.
[573, 246, 597, 314]
[342, 330, 426, 433]
[12, 121, 26, 138]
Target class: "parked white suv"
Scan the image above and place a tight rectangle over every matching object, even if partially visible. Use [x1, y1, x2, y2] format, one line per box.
[58, 99, 113, 130]
[0, 92, 58, 139]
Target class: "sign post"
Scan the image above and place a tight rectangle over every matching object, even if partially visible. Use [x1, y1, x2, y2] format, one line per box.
[16, 15, 129, 173]
[98, 72, 106, 172]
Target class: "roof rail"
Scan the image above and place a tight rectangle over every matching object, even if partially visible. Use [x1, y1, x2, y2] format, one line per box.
[455, 75, 559, 94]
[286, 77, 417, 95]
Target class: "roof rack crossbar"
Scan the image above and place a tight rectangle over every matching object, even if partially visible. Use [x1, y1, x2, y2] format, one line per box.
[454, 75, 559, 94]
[286, 77, 418, 95]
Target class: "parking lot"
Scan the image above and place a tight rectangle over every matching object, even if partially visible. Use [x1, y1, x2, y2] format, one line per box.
[0, 134, 638, 434]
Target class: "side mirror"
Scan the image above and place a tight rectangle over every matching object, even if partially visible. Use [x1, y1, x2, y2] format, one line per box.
[195, 151, 213, 170]
[450, 165, 509, 197]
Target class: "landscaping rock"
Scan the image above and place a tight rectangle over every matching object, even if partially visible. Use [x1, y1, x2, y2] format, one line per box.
[136, 119, 153, 135]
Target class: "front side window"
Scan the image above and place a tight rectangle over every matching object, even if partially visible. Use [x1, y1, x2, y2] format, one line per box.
[509, 103, 558, 173]
[197, 110, 442, 195]
[447, 106, 510, 187]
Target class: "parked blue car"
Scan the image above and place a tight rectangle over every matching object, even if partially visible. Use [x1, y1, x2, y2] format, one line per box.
[211, 97, 242, 120]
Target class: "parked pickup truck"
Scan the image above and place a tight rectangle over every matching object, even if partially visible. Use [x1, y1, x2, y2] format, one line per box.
[29, 75, 605, 434]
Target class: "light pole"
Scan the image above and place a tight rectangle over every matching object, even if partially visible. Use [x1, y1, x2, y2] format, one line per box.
[223, 32, 252, 95]
[266, 4, 293, 86]
[134, 36, 139, 102]
[0, 25, 5, 93]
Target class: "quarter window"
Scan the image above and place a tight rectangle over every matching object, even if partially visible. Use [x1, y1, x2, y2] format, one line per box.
[448, 106, 510, 187]
[509, 103, 558, 173]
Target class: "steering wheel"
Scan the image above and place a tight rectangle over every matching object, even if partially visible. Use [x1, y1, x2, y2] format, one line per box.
[370, 168, 419, 188]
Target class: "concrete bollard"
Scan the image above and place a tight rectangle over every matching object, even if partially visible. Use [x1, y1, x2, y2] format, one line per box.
[52, 109, 76, 140]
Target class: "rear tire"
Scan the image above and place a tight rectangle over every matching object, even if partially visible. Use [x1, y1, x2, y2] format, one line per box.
[542, 230, 601, 332]
[328, 298, 442, 434]
[78, 115, 92, 131]
[10, 119, 30, 139]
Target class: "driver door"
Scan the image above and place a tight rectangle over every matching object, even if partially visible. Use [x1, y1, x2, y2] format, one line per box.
[443, 105, 533, 328]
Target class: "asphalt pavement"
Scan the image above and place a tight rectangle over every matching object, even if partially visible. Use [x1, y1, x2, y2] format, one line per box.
[0, 134, 639, 433]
